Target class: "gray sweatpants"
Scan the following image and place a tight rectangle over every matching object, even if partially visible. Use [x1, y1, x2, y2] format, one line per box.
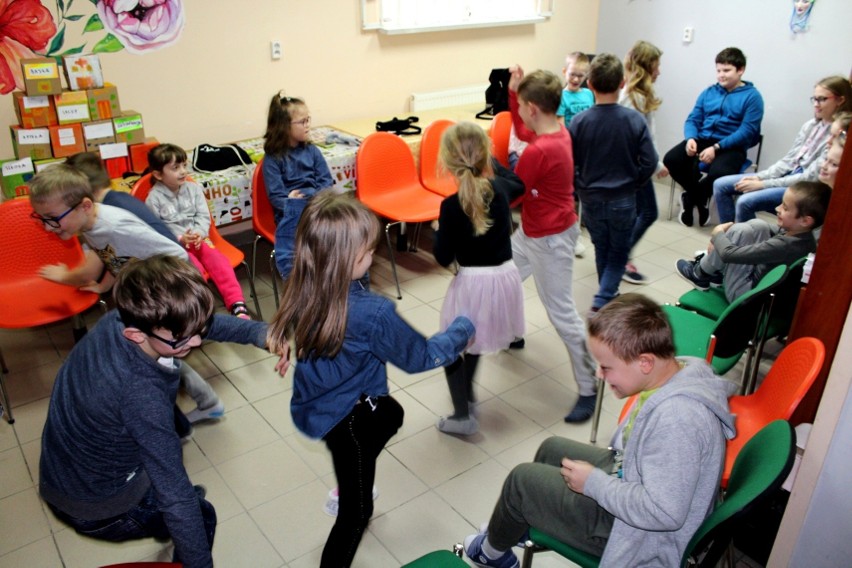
[179, 362, 219, 410]
[699, 219, 774, 303]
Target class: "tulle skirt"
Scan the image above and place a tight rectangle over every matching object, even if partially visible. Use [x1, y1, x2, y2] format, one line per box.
[440, 260, 525, 355]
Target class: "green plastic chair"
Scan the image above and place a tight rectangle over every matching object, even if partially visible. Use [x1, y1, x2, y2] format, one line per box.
[402, 547, 467, 567]
[521, 420, 796, 568]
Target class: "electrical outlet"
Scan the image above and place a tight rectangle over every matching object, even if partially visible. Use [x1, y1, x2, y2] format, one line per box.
[270, 40, 282, 60]
[682, 27, 694, 43]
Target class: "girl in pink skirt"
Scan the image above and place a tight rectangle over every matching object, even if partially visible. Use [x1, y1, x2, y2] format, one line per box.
[432, 122, 526, 435]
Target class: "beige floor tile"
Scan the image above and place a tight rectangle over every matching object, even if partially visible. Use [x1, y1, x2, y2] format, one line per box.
[201, 341, 272, 374]
[54, 525, 165, 568]
[397, 303, 442, 337]
[0, 536, 62, 568]
[289, 530, 399, 568]
[253, 390, 297, 437]
[502, 374, 577, 428]
[283, 431, 335, 478]
[9, 397, 49, 445]
[0, 422, 16, 453]
[192, 404, 280, 465]
[387, 427, 489, 488]
[505, 328, 571, 373]
[0, 447, 32, 500]
[212, 512, 284, 567]
[399, 272, 453, 304]
[472, 397, 546, 457]
[433, 458, 511, 526]
[191, 465, 245, 522]
[21, 438, 40, 487]
[390, 389, 442, 442]
[372, 450, 430, 517]
[0, 488, 52, 556]
[224, 355, 291, 403]
[4, 359, 62, 410]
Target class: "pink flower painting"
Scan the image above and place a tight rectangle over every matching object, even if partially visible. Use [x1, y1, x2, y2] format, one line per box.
[97, 0, 185, 54]
[0, 0, 57, 94]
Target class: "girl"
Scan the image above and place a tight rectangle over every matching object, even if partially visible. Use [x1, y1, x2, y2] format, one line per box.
[713, 75, 852, 223]
[619, 40, 667, 284]
[266, 192, 474, 567]
[432, 122, 525, 435]
[262, 92, 334, 279]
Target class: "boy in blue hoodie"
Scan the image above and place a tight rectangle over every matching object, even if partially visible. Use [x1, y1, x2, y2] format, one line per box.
[664, 47, 764, 227]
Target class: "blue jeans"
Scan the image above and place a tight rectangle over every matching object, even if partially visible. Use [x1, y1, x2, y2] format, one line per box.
[713, 174, 787, 223]
[582, 196, 637, 309]
[274, 196, 310, 279]
[49, 485, 216, 565]
[629, 179, 658, 250]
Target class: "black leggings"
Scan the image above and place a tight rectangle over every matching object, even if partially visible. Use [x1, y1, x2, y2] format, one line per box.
[444, 354, 481, 418]
[321, 395, 404, 567]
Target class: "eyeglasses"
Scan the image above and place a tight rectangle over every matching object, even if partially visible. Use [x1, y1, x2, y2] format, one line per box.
[567, 72, 587, 80]
[292, 116, 311, 127]
[148, 316, 212, 350]
[810, 95, 836, 104]
[30, 202, 81, 229]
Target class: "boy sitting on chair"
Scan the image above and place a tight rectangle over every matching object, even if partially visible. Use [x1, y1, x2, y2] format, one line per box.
[676, 180, 831, 302]
[463, 293, 735, 568]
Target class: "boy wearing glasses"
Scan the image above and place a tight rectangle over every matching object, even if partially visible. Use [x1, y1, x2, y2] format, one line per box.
[39, 255, 276, 568]
[557, 52, 594, 128]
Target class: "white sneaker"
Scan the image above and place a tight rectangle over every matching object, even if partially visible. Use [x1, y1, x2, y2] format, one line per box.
[323, 485, 379, 517]
[575, 237, 586, 258]
[185, 401, 225, 424]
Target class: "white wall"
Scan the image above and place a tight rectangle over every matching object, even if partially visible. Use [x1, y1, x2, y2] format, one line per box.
[596, 0, 852, 167]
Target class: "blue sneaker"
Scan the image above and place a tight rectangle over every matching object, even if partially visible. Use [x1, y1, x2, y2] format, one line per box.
[464, 533, 520, 568]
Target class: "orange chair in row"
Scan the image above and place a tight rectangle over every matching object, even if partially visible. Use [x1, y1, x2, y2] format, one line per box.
[250, 159, 279, 310]
[418, 119, 458, 197]
[489, 111, 513, 169]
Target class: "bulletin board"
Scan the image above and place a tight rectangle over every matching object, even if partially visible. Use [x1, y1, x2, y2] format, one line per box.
[361, 0, 553, 34]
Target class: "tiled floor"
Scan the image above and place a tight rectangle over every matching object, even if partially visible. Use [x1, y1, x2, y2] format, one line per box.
[0, 183, 772, 567]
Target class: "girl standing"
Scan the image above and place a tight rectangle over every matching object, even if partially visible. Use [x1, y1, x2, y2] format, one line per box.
[432, 122, 525, 435]
[266, 193, 474, 567]
[262, 93, 334, 279]
[619, 40, 667, 284]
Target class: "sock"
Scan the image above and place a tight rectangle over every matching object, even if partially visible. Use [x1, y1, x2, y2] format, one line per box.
[482, 536, 505, 560]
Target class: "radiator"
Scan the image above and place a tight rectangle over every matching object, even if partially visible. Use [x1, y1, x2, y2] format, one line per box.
[410, 84, 488, 111]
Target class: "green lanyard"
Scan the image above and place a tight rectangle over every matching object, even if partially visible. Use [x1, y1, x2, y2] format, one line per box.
[622, 388, 659, 447]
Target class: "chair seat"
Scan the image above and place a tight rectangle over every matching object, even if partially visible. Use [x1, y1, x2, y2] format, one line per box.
[359, 183, 443, 223]
[401, 549, 467, 567]
[0, 276, 99, 328]
[661, 305, 744, 375]
[678, 287, 729, 320]
[528, 528, 601, 568]
[424, 175, 458, 197]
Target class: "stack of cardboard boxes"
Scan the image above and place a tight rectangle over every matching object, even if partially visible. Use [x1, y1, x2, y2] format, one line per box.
[1, 55, 158, 200]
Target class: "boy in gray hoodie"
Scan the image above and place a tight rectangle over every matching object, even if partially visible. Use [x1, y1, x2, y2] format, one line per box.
[464, 293, 736, 568]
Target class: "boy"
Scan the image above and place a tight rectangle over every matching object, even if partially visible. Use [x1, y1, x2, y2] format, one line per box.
[507, 65, 598, 422]
[664, 47, 764, 227]
[557, 51, 595, 128]
[676, 180, 831, 302]
[569, 53, 657, 313]
[39, 255, 278, 568]
[463, 294, 736, 568]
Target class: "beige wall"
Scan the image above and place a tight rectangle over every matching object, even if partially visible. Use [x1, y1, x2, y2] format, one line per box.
[1, 0, 598, 160]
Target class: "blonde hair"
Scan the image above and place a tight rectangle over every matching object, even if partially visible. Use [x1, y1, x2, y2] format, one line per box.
[27, 164, 93, 207]
[439, 122, 494, 236]
[267, 192, 380, 359]
[624, 41, 663, 114]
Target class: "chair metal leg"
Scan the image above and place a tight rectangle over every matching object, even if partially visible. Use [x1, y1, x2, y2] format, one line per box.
[72, 314, 88, 343]
[251, 234, 261, 288]
[385, 221, 403, 299]
[669, 179, 677, 220]
[268, 251, 280, 310]
[0, 347, 14, 424]
[589, 377, 605, 444]
[241, 260, 262, 319]
[521, 541, 545, 568]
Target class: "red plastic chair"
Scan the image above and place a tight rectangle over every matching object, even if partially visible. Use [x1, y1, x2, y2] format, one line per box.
[250, 159, 279, 309]
[131, 174, 261, 317]
[0, 197, 101, 423]
[721, 337, 824, 487]
[489, 111, 512, 169]
[419, 119, 458, 197]
[356, 132, 443, 298]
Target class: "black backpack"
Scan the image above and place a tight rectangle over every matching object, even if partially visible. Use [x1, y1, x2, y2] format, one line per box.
[476, 68, 511, 120]
[191, 143, 253, 173]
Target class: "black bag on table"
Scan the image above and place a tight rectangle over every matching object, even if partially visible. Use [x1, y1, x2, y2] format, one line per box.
[191, 143, 253, 173]
[476, 68, 510, 120]
[375, 116, 421, 136]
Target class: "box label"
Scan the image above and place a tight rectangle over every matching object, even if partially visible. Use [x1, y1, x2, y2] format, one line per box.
[24, 63, 58, 79]
[58, 127, 78, 146]
[2, 157, 35, 177]
[17, 128, 50, 144]
[114, 116, 142, 133]
[23, 96, 50, 110]
[84, 121, 114, 139]
[57, 104, 89, 122]
[99, 142, 129, 159]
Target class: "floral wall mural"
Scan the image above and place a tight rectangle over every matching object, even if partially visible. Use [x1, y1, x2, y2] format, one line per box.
[0, 0, 185, 94]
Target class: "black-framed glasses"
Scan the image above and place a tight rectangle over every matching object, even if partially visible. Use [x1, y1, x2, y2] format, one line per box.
[30, 202, 81, 229]
[148, 316, 213, 350]
[810, 95, 835, 104]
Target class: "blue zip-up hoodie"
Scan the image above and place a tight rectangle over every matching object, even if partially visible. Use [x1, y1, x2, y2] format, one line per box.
[684, 81, 764, 151]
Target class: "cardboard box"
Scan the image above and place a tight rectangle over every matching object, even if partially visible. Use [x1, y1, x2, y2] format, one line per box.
[54, 90, 91, 125]
[34, 158, 66, 172]
[87, 83, 121, 120]
[113, 110, 145, 144]
[12, 92, 58, 129]
[129, 137, 159, 172]
[21, 58, 63, 96]
[63, 54, 104, 90]
[83, 120, 116, 152]
[1, 157, 35, 200]
[99, 142, 130, 178]
[49, 123, 86, 158]
[10, 126, 52, 160]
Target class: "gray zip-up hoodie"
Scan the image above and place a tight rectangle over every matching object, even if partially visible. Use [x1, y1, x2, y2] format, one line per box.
[584, 357, 737, 567]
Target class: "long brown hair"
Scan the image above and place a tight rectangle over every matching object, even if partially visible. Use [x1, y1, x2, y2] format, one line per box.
[267, 192, 380, 359]
[623, 40, 663, 114]
[263, 93, 306, 157]
[439, 122, 494, 236]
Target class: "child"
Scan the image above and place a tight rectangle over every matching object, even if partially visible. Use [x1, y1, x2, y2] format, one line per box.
[432, 122, 526, 435]
[676, 180, 831, 302]
[266, 192, 474, 567]
[39, 255, 277, 568]
[664, 47, 764, 227]
[714, 77, 852, 223]
[145, 143, 251, 319]
[262, 93, 333, 278]
[619, 41, 668, 284]
[557, 52, 595, 128]
[569, 53, 657, 312]
[463, 293, 736, 568]
[67, 151, 225, 423]
[507, 65, 599, 423]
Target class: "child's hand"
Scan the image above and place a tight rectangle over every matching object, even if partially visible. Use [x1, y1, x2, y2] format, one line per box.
[182, 231, 202, 249]
[734, 177, 764, 193]
[561, 458, 594, 494]
[711, 222, 734, 236]
[39, 263, 70, 283]
[655, 166, 670, 179]
[685, 139, 698, 156]
[430, 220, 439, 231]
[288, 189, 306, 198]
[698, 146, 716, 164]
[508, 65, 525, 92]
[79, 271, 115, 294]
[272, 343, 291, 376]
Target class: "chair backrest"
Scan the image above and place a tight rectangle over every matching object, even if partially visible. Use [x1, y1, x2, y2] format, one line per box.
[489, 111, 513, 168]
[130, 173, 155, 202]
[251, 158, 276, 241]
[356, 132, 422, 199]
[766, 255, 807, 329]
[681, 420, 795, 568]
[419, 119, 457, 195]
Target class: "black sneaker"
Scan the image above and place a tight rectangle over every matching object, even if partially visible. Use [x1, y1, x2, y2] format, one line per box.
[678, 193, 693, 227]
[697, 202, 711, 227]
[675, 258, 713, 290]
[508, 338, 525, 349]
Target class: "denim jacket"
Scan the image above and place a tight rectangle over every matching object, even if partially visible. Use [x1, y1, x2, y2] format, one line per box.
[291, 279, 475, 438]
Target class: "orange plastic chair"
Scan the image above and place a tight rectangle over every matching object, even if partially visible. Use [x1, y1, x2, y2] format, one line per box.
[356, 132, 443, 298]
[131, 174, 261, 317]
[250, 159, 279, 309]
[0, 197, 101, 423]
[721, 337, 824, 487]
[489, 111, 513, 169]
[419, 119, 458, 197]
